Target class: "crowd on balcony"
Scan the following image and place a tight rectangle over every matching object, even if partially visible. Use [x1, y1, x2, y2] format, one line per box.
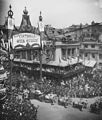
[13, 61, 84, 76]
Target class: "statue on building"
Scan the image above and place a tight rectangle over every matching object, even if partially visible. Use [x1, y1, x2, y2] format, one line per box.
[19, 7, 33, 33]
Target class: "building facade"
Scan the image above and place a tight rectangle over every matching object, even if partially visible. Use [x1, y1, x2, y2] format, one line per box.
[1, 7, 102, 70]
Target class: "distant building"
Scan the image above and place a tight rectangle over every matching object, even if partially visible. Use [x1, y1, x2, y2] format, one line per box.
[63, 21, 102, 68]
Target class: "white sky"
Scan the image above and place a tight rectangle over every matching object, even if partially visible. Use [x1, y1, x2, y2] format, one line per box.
[1, 0, 102, 28]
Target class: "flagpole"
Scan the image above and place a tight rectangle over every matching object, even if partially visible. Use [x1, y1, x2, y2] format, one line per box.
[7, 5, 14, 93]
[38, 11, 44, 82]
[40, 32, 42, 82]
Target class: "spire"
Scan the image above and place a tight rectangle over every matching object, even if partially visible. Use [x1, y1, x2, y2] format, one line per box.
[23, 7, 28, 15]
[8, 4, 13, 18]
[39, 11, 43, 21]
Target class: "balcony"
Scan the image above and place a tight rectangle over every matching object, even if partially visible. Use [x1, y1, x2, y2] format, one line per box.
[82, 37, 97, 42]
[79, 48, 99, 53]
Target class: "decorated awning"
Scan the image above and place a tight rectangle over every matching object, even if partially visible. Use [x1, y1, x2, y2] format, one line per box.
[47, 57, 82, 67]
[82, 60, 96, 67]
[47, 58, 68, 67]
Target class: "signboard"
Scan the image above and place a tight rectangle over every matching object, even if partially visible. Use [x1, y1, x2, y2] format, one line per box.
[12, 33, 40, 49]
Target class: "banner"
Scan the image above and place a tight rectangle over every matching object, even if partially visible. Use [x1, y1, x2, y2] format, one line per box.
[8, 17, 14, 30]
[38, 21, 44, 32]
[13, 33, 40, 49]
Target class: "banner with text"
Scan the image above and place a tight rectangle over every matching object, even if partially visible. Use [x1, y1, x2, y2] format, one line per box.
[13, 33, 40, 49]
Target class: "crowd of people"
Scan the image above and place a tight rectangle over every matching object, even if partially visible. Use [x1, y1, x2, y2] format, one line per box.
[0, 69, 39, 120]
[26, 69, 102, 99]
[0, 93, 38, 120]
[1, 64, 102, 118]
[6, 66, 102, 100]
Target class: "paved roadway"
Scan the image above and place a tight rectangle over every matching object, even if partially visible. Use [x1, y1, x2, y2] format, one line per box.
[31, 99, 102, 120]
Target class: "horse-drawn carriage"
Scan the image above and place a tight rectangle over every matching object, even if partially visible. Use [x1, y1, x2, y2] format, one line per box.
[90, 98, 102, 114]
[72, 98, 88, 111]
[58, 97, 72, 108]
[29, 89, 43, 100]
[72, 101, 83, 111]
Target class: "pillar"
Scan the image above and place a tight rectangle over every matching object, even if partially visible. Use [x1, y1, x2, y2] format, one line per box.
[70, 48, 72, 57]
[26, 51, 28, 60]
[31, 50, 33, 61]
[76, 48, 78, 57]
[54, 47, 62, 61]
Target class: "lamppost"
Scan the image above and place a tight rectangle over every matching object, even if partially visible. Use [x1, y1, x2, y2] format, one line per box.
[38, 11, 44, 82]
[6, 5, 14, 93]
[9, 51, 14, 93]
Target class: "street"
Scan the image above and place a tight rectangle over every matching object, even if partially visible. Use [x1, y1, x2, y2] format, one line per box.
[31, 99, 102, 120]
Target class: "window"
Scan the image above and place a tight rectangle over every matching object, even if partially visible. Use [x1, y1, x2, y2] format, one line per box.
[84, 44, 88, 48]
[22, 51, 26, 59]
[99, 63, 102, 67]
[85, 53, 88, 57]
[99, 46, 102, 50]
[92, 53, 95, 58]
[67, 49, 71, 56]
[27, 50, 31, 60]
[62, 48, 66, 59]
[91, 44, 95, 48]
[72, 48, 75, 56]
[33, 50, 39, 61]
[99, 54, 102, 60]
[15, 51, 20, 59]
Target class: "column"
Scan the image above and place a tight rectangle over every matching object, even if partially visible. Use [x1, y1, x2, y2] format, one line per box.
[55, 47, 61, 61]
[20, 51, 22, 59]
[66, 48, 68, 59]
[26, 51, 28, 60]
[97, 52, 99, 68]
[76, 48, 78, 57]
[31, 50, 33, 61]
[65, 49, 67, 60]
[70, 48, 72, 57]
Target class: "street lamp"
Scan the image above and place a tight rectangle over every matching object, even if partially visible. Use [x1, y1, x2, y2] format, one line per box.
[9, 51, 14, 93]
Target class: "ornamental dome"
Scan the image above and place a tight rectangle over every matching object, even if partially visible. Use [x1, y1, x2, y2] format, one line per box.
[8, 5, 13, 18]
[23, 7, 28, 15]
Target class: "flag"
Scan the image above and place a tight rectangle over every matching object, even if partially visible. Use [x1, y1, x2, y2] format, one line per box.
[38, 21, 44, 32]
[7, 17, 14, 30]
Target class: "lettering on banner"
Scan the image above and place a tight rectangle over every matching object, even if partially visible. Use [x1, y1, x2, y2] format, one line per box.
[17, 39, 25, 43]
[13, 33, 40, 48]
